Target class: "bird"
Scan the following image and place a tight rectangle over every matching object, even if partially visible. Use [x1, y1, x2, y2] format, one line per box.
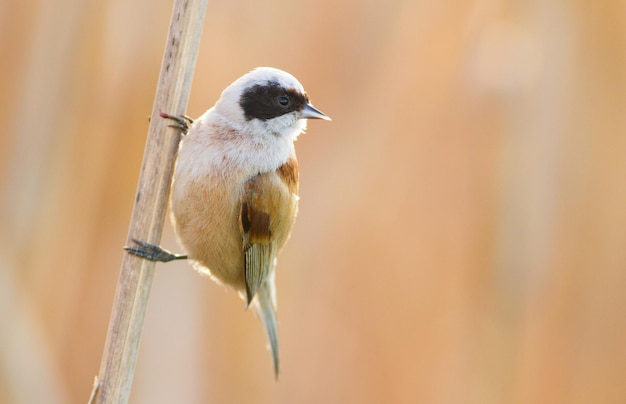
[125, 67, 330, 377]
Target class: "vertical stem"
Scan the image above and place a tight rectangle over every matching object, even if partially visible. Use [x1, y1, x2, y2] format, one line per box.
[93, 0, 208, 402]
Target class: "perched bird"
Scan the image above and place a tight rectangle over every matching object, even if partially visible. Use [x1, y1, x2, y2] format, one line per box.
[126, 67, 330, 377]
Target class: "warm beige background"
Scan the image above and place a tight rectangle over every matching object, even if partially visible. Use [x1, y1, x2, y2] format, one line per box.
[1, 0, 625, 403]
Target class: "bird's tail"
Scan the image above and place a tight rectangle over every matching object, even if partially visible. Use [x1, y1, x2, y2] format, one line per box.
[250, 270, 280, 378]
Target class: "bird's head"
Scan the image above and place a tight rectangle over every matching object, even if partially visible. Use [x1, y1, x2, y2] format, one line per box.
[215, 67, 330, 141]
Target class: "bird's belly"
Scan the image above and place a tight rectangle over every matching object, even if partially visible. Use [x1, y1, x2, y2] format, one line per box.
[170, 174, 246, 291]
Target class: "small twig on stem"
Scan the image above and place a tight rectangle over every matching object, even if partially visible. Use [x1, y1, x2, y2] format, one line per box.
[92, 0, 208, 402]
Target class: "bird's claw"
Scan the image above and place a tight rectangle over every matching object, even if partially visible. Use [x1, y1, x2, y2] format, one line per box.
[124, 238, 188, 262]
[160, 111, 193, 135]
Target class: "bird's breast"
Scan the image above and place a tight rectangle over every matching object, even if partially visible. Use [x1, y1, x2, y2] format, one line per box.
[170, 165, 246, 288]
[169, 118, 299, 290]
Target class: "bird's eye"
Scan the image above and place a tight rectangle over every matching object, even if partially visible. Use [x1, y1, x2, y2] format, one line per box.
[278, 96, 290, 106]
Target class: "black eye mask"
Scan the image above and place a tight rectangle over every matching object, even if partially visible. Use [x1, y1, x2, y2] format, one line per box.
[239, 81, 309, 121]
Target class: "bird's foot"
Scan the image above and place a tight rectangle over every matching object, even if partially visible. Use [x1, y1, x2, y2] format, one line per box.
[124, 238, 188, 262]
[160, 111, 193, 135]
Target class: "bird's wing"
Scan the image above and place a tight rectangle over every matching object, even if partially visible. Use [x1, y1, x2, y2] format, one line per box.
[239, 158, 299, 306]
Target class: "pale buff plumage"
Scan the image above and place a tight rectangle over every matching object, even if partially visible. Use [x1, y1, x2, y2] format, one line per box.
[166, 67, 329, 376]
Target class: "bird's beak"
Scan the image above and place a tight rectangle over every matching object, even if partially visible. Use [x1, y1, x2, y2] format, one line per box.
[300, 104, 331, 121]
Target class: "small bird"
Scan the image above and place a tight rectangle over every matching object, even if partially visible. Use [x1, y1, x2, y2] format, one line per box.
[125, 67, 330, 377]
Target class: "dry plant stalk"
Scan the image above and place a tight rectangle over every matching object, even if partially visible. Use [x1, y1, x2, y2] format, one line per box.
[92, 0, 208, 402]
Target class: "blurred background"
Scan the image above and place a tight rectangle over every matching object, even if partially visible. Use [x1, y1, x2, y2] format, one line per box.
[1, 0, 625, 402]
